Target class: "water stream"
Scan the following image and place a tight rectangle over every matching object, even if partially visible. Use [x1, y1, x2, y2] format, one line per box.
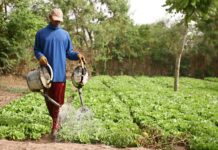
[57, 102, 104, 143]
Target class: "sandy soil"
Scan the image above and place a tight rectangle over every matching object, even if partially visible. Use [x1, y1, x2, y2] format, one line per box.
[0, 89, 21, 107]
[0, 139, 150, 150]
[0, 75, 27, 107]
[0, 75, 27, 89]
[0, 75, 151, 150]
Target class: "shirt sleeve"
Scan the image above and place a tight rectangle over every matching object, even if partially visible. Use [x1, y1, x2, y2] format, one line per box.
[34, 31, 44, 60]
[66, 33, 79, 60]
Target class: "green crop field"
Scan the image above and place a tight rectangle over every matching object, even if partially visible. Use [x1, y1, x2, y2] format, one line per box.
[0, 76, 217, 150]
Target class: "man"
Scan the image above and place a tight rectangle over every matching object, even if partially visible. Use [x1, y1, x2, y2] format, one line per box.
[34, 8, 85, 139]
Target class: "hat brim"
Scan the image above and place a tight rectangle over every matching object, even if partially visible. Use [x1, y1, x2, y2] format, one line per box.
[52, 16, 63, 22]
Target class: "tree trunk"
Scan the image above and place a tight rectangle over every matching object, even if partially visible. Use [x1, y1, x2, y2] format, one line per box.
[4, 0, 7, 17]
[87, 29, 93, 49]
[174, 53, 182, 91]
[104, 57, 107, 74]
[81, 26, 89, 49]
[174, 28, 188, 91]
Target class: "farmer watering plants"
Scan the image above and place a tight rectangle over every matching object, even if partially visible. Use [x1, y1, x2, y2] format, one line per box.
[33, 8, 85, 140]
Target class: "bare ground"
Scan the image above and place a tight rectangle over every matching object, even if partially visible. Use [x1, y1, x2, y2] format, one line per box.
[0, 139, 149, 150]
[0, 75, 150, 150]
[0, 75, 27, 107]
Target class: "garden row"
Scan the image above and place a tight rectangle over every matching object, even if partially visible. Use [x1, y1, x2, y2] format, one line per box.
[0, 76, 217, 149]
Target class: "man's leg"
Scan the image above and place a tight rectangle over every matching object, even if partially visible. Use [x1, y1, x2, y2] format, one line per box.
[47, 82, 66, 138]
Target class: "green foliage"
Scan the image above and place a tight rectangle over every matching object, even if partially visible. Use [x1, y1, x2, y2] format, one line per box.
[0, 37, 17, 73]
[164, 0, 217, 23]
[72, 76, 218, 149]
[0, 0, 46, 74]
[1, 76, 217, 149]
[52, 0, 136, 65]
[147, 22, 175, 65]
[1, 0, 217, 77]
[0, 93, 50, 140]
[196, 11, 218, 56]
[163, 0, 218, 78]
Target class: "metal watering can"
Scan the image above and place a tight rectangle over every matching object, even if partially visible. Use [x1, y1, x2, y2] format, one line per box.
[26, 64, 60, 107]
[71, 60, 89, 112]
[71, 60, 88, 89]
[26, 64, 53, 91]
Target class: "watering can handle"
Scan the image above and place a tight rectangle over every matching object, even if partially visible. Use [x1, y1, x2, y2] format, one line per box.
[81, 59, 85, 69]
[47, 63, 53, 82]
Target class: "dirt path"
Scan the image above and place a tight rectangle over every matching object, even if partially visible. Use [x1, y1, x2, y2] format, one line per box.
[0, 75, 27, 107]
[0, 89, 21, 107]
[0, 139, 150, 150]
[0, 75, 151, 150]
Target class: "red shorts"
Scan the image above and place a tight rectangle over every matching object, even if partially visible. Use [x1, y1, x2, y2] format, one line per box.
[44, 82, 66, 119]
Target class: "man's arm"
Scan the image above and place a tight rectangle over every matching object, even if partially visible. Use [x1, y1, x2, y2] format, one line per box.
[34, 32, 44, 60]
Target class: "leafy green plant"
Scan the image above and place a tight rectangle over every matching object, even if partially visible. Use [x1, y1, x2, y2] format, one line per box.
[0, 76, 217, 149]
[0, 93, 50, 140]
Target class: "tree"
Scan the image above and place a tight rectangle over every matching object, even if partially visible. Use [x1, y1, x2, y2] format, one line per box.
[0, 0, 46, 74]
[165, 0, 217, 23]
[168, 23, 188, 91]
[164, 0, 217, 91]
[93, 0, 132, 73]
[197, 11, 218, 55]
[147, 21, 175, 72]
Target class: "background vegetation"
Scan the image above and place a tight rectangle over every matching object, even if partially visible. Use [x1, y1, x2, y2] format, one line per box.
[0, 0, 217, 78]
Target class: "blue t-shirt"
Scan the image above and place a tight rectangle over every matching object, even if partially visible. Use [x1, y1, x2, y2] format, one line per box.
[34, 23, 78, 82]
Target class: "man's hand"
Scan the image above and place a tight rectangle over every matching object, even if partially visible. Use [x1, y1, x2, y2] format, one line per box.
[77, 53, 86, 64]
[39, 56, 48, 65]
